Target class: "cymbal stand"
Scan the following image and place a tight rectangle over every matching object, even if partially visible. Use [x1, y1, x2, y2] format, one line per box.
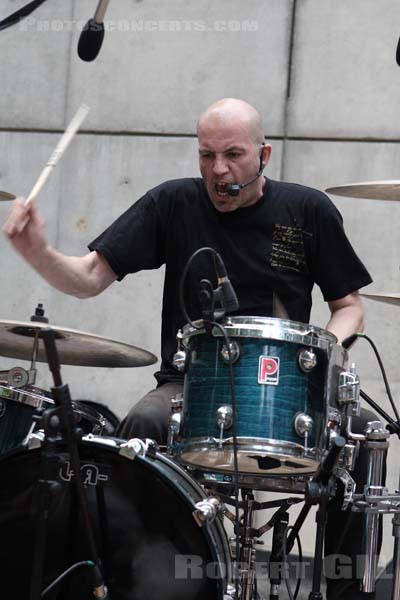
[351, 420, 400, 599]
[29, 327, 108, 600]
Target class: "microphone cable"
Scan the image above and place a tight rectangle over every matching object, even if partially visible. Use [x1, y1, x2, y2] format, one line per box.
[344, 332, 399, 424]
[0, 0, 48, 31]
[41, 560, 96, 597]
[282, 525, 303, 600]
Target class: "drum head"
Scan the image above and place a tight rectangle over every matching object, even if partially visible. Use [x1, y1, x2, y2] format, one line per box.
[0, 438, 228, 599]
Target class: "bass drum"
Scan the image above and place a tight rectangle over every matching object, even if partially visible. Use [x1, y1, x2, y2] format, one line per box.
[0, 435, 231, 600]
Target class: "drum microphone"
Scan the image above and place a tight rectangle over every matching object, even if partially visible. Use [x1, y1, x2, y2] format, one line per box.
[214, 253, 239, 312]
[341, 333, 358, 349]
[92, 564, 111, 599]
[78, 0, 111, 62]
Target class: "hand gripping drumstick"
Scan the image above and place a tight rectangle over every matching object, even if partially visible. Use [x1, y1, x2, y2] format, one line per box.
[24, 104, 90, 206]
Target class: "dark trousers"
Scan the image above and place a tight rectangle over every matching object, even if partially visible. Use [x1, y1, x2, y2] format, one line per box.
[117, 385, 385, 599]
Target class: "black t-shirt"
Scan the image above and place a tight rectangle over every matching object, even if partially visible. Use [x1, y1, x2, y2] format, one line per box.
[89, 177, 372, 382]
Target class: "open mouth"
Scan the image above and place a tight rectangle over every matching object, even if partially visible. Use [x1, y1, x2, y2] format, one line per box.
[214, 183, 229, 197]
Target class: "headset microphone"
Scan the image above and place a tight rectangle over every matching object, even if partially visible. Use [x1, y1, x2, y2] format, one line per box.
[226, 146, 265, 197]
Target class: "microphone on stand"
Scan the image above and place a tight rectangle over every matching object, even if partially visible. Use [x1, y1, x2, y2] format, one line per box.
[92, 564, 111, 599]
[78, 0, 111, 62]
[214, 252, 239, 313]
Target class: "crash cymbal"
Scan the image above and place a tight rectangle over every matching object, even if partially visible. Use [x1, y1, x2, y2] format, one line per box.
[361, 293, 400, 306]
[0, 320, 157, 367]
[0, 191, 16, 201]
[326, 180, 400, 201]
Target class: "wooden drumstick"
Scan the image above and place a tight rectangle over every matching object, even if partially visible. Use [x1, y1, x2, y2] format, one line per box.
[25, 104, 90, 206]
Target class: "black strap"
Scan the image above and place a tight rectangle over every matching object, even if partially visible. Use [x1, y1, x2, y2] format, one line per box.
[0, 0, 49, 32]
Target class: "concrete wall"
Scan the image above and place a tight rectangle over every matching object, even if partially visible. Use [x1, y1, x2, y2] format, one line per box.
[0, 0, 399, 568]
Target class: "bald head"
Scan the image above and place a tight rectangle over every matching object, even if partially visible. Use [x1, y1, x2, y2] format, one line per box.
[197, 98, 265, 145]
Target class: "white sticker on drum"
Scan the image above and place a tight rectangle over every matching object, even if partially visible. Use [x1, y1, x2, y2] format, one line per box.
[258, 356, 280, 385]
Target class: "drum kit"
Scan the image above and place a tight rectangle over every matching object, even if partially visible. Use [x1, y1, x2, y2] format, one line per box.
[0, 180, 398, 599]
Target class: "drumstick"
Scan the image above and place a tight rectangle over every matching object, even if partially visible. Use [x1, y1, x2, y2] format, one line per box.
[25, 104, 90, 206]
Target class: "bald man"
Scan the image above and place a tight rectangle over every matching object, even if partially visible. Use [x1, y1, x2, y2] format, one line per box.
[4, 98, 376, 598]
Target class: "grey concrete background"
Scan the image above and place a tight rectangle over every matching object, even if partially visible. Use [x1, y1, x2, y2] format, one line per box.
[0, 0, 399, 587]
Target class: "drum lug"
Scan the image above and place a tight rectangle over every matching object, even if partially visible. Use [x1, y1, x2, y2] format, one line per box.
[217, 406, 233, 430]
[220, 341, 240, 364]
[293, 412, 314, 438]
[216, 406, 233, 447]
[167, 394, 183, 455]
[25, 431, 45, 449]
[297, 348, 317, 372]
[192, 496, 222, 526]
[173, 329, 186, 372]
[119, 438, 158, 460]
[172, 350, 186, 372]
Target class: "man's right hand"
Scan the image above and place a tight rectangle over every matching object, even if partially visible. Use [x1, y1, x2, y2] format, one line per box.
[2, 197, 48, 263]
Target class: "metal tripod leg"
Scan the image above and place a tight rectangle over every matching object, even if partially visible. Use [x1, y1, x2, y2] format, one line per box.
[239, 493, 257, 600]
[392, 512, 400, 600]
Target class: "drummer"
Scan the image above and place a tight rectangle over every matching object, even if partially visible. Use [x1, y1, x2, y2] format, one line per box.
[3, 98, 378, 599]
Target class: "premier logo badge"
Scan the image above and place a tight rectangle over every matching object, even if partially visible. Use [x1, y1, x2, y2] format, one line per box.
[258, 356, 280, 385]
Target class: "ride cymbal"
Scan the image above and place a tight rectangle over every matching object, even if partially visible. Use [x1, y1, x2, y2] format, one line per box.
[326, 181, 400, 201]
[361, 293, 400, 306]
[0, 319, 157, 367]
[0, 191, 16, 201]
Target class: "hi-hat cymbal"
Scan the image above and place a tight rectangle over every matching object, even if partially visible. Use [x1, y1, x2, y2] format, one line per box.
[0, 320, 157, 367]
[361, 293, 400, 306]
[0, 191, 16, 201]
[326, 181, 400, 201]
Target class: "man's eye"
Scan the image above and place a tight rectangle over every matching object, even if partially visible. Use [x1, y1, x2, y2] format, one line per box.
[227, 152, 241, 159]
[200, 153, 212, 159]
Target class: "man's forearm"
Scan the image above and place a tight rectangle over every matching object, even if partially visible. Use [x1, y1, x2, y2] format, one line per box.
[27, 246, 116, 298]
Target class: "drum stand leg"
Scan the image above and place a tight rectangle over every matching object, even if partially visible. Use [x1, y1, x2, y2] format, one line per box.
[392, 512, 400, 600]
[308, 492, 328, 600]
[238, 492, 258, 600]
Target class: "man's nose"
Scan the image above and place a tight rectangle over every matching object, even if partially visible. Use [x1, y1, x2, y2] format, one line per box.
[212, 155, 229, 176]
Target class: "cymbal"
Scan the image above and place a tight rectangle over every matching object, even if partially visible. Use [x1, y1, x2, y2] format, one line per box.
[0, 319, 157, 368]
[326, 180, 400, 201]
[0, 191, 16, 201]
[361, 293, 400, 306]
